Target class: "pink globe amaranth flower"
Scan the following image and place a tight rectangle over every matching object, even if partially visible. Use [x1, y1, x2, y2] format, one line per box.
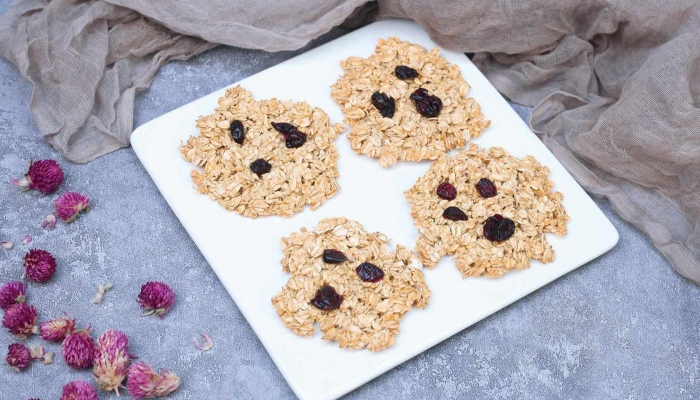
[127, 361, 181, 399]
[62, 329, 96, 369]
[0, 280, 26, 310]
[137, 282, 175, 318]
[11, 159, 64, 194]
[93, 329, 134, 395]
[60, 380, 99, 400]
[54, 192, 90, 223]
[23, 249, 57, 283]
[39, 313, 76, 342]
[6, 343, 31, 372]
[2, 303, 38, 339]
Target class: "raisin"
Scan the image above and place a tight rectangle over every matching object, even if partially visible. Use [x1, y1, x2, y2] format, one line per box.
[271, 122, 307, 148]
[230, 120, 245, 145]
[443, 206, 468, 221]
[310, 285, 343, 311]
[436, 182, 457, 200]
[356, 262, 384, 282]
[483, 214, 515, 241]
[250, 159, 271, 176]
[394, 65, 419, 80]
[475, 178, 497, 198]
[410, 88, 443, 118]
[371, 91, 395, 118]
[322, 249, 347, 264]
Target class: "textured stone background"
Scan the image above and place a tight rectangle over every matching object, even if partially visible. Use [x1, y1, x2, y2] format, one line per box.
[0, 13, 699, 400]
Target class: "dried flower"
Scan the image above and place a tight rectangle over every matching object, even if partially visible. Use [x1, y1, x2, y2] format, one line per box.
[11, 159, 64, 194]
[5, 343, 31, 372]
[40, 312, 76, 342]
[21, 235, 32, 245]
[193, 331, 213, 351]
[2, 303, 38, 339]
[137, 282, 175, 318]
[29, 345, 54, 364]
[127, 361, 181, 399]
[93, 329, 134, 395]
[42, 213, 57, 229]
[60, 381, 99, 400]
[54, 192, 90, 223]
[62, 328, 96, 369]
[23, 248, 57, 282]
[0, 281, 26, 310]
[1, 241, 12, 250]
[91, 283, 114, 304]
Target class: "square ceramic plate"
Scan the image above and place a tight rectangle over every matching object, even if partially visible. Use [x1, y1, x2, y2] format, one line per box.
[131, 20, 619, 400]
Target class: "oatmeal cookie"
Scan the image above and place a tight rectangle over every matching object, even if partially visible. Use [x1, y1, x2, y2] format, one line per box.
[404, 144, 569, 278]
[330, 37, 490, 167]
[272, 217, 431, 351]
[180, 86, 345, 218]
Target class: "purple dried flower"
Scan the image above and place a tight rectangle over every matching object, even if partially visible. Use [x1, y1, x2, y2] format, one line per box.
[127, 361, 181, 399]
[11, 159, 64, 194]
[42, 213, 57, 229]
[23, 249, 57, 283]
[137, 282, 175, 317]
[93, 329, 133, 395]
[62, 329, 95, 369]
[54, 192, 90, 223]
[39, 312, 76, 342]
[60, 380, 99, 400]
[0, 281, 26, 310]
[2, 303, 38, 339]
[6, 343, 31, 372]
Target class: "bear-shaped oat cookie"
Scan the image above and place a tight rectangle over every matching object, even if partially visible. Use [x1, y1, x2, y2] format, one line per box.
[331, 37, 490, 167]
[180, 86, 345, 218]
[272, 217, 431, 351]
[404, 144, 569, 278]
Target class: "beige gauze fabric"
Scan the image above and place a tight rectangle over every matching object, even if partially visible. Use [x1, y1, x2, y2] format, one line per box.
[0, 0, 698, 284]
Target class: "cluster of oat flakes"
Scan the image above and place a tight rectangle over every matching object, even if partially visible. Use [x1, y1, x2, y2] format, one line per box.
[271, 218, 431, 351]
[331, 37, 490, 167]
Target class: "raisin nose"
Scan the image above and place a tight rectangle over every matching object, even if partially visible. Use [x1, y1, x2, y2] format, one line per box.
[250, 158, 271, 176]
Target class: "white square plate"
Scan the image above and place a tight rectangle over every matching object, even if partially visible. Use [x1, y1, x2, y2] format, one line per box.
[131, 20, 619, 400]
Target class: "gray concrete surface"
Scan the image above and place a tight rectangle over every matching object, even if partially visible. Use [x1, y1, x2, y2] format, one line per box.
[0, 17, 699, 400]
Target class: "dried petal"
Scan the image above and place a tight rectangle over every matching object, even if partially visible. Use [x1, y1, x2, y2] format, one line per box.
[42, 213, 57, 229]
[137, 282, 175, 317]
[54, 192, 90, 223]
[60, 381, 99, 400]
[6, 343, 31, 372]
[127, 361, 181, 399]
[62, 329, 95, 369]
[1, 241, 13, 250]
[93, 329, 133, 395]
[2, 303, 38, 339]
[12, 159, 64, 194]
[193, 331, 213, 351]
[29, 345, 54, 364]
[91, 283, 113, 304]
[23, 249, 57, 283]
[0, 281, 26, 310]
[21, 235, 32, 245]
[40, 312, 76, 342]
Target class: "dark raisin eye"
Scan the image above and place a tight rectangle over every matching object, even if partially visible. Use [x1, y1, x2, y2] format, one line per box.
[475, 178, 497, 198]
[310, 285, 343, 310]
[483, 214, 515, 241]
[250, 159, 271, 176]
[230, 120, 245, 145]
[443, 206, 468, 221]
[436, 182, 457, 200]
[271, 122, 307, 148]
[410, 88, 442, 118]
[356, 262, 384, 282]
[322, 249, 347, 264]
[394, 65, 419, 80]
[371, 92, 395, 118]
